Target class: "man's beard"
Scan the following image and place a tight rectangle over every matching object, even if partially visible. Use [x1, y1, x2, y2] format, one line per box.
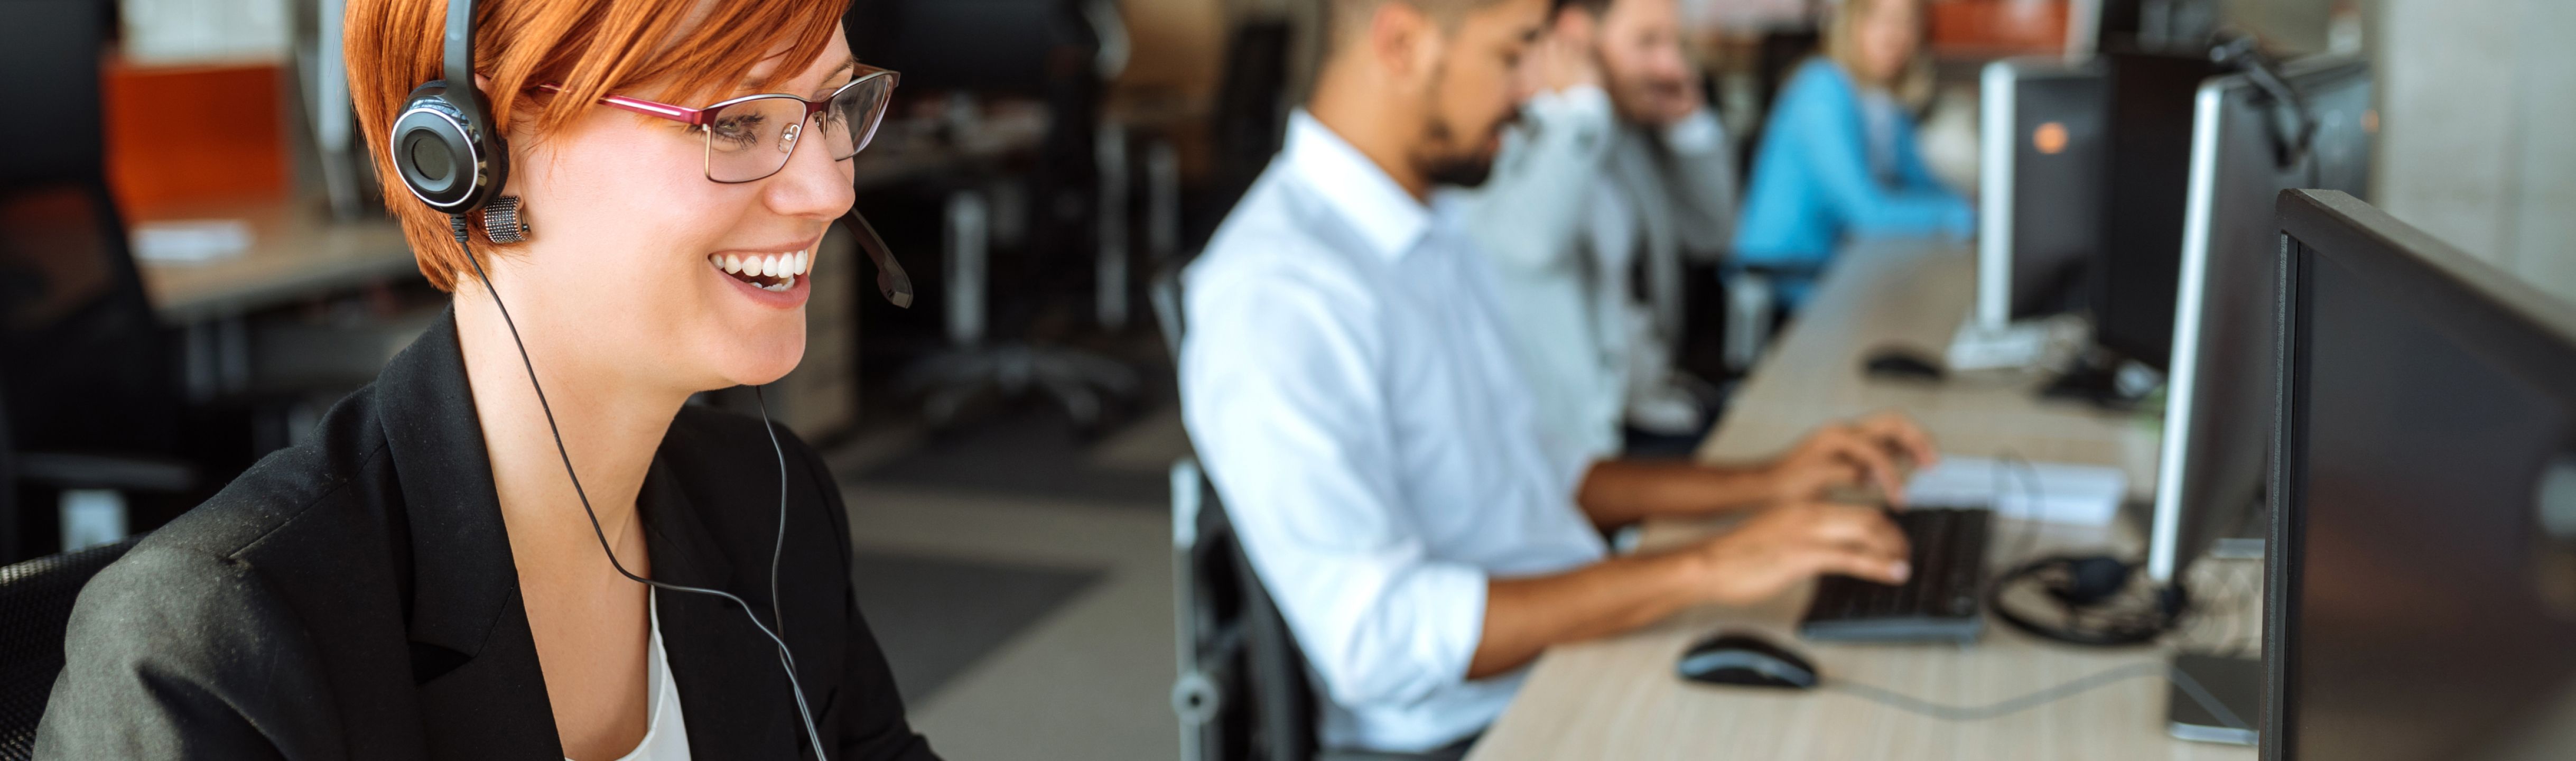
[1410, 70, 1506, 189]
[1415, 125, 1498, 189]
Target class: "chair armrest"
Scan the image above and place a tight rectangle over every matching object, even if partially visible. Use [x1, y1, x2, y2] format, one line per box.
[15, 452, 196, 493]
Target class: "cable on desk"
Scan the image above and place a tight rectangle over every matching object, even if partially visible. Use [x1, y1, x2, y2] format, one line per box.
[1822, 662, 2252, 731]
[1993, 451, 2048, 565]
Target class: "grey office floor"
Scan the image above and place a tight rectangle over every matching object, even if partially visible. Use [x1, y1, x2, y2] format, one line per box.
[827, 401, 1193, 760]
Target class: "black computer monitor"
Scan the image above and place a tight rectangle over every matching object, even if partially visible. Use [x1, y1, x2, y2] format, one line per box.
[2265, 189, 2576, 760]
[1974, 58, 2106, 330]
[2147, 54, 2373, 586]
[2088, 50, 2221, 372]
[846, 0, 1097, 96]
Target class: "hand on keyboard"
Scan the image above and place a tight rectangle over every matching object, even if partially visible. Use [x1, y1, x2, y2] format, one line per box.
[1764, 412, 1942, 507]
[1682, 502, 1913, 606]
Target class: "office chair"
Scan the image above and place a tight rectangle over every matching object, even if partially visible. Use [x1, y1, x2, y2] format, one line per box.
[1199, 18, 1294, 247]
[1157, 263, 1481, 761]
[853, 0, 1143, 428]
[1715, 260, 1826, 375]
[0, 0, 198, 563]
[0, 535, 141, 760]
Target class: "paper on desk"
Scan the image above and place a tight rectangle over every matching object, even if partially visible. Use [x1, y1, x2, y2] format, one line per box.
[1907, 456, 2126, 526]
[132, 219, 252, 264]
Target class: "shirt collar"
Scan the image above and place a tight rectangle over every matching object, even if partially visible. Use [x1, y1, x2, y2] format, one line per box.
[1282, 110, 1432, 260]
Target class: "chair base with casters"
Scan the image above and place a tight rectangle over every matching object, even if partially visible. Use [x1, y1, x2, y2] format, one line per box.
[0, 536, 142, 760]
[896, 187, 1142, 429]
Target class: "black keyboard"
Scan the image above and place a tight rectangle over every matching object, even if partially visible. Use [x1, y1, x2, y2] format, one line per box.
[1797, 507, 1993, 644]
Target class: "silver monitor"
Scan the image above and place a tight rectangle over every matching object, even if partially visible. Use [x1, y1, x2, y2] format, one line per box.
[2151, 56, 2372, 748]
[2149, 53, 2374, 585]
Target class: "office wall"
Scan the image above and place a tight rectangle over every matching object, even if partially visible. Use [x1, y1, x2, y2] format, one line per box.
[2374, 0, 2576, 304]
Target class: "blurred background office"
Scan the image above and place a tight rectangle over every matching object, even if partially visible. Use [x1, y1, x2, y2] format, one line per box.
[0, 0, 2569, 759]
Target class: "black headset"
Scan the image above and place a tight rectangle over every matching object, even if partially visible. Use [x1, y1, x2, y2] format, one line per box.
[1987, 553, 2189, 647]
[383, 2, 894, 756]
[389, 0, 524, 244]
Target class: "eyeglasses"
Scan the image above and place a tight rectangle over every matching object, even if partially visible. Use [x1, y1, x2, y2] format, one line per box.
[538, 65, 900, 183]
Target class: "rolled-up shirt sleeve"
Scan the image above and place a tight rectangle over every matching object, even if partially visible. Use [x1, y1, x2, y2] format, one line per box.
[1179, 254, 1490, 708]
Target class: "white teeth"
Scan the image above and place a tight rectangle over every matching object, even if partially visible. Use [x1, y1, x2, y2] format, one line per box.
[758, 274, 796, 293]
[766, 256, 784, 277]
[709, 254, 722, 270]
[723, 254, 742, 274]
[796, 251, 810, 275]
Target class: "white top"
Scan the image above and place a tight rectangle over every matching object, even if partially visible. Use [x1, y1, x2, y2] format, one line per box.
[1179, 112, 1611, 753]
[578, 593, 692, 761]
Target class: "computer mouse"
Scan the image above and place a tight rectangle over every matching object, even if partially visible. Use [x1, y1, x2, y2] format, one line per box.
[1675, 631, 1819, 690]
[1864, 347, 1947, 383]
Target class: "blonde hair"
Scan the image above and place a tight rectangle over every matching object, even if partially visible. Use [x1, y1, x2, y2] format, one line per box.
[1822, 0, 1932, 107]
[345, 0, 849, 291]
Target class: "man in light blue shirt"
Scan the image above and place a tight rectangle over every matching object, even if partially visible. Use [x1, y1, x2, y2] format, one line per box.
[1180, 0, 1936, 755]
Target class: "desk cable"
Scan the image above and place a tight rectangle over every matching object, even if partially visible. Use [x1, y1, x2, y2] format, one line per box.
[1819, 661, 2250, 730]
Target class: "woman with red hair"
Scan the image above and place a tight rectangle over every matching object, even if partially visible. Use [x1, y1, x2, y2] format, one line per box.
[35, 1, 939, 758]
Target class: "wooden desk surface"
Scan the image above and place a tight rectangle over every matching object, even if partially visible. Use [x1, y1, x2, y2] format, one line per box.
[1465, 242, 2253, 761]
[136, 198, 417, 324]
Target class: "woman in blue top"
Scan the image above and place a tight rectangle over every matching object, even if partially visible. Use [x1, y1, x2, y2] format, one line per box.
[1734, 0, 1971, 307]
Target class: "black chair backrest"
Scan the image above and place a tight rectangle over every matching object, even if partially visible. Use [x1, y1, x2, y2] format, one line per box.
[1175, 459, 1319, 761]
[1201, 18, 1293, 250]
[1165, 245, 1320, 759]
[0, 0, 177, 564]
[1150, 256, 1189, 360]
[0, 536, 139, 760]
[0, 0, 176, 461]
[0, 394, 15, 566]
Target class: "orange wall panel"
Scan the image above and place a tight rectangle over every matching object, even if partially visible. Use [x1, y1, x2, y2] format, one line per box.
[101, 59, 290, 217]
[1929, 0, 2072, 58]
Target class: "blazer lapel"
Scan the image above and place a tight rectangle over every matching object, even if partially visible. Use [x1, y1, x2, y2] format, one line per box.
[376, 308, 565, 759]
[638, 458, 808, 758]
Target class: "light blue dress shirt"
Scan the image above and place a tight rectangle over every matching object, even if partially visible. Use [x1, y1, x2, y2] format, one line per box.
[1735, 59, 1974, 305]
[1179, 113, 1611, 753]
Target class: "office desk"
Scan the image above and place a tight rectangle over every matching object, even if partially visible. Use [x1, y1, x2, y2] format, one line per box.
[135, 198, 418, 324]
[1465, 241, 2252, 761]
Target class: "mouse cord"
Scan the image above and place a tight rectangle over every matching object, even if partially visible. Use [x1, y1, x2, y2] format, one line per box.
[465, 256, 833, 760]
[1822, 661, 2251, 730]
[1991, 451, 2047, 566]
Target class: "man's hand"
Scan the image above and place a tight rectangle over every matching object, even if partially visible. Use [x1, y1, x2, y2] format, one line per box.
[1531, 10, 1602, 95]
[1638, 63, 1705, 127]
[1764, 412, 1941, 506]
[1682, 502, 1912, 606]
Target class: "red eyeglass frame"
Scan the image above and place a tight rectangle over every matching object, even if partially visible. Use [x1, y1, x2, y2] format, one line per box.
[533, 64, 900, 128]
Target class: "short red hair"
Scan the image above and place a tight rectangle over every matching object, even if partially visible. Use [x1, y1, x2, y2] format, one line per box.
[345, 0, 849, 291]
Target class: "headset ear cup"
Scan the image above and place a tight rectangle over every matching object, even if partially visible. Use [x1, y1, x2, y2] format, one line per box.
[389, 81, 509, 215]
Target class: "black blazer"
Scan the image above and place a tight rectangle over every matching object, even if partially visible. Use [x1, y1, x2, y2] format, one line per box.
[34, 310, 939, 760]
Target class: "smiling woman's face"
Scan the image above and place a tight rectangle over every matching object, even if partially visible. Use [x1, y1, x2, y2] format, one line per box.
[491, 32, 861, 394]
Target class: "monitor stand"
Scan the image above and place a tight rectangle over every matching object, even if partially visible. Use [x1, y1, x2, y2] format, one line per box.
[1947, 319, 2051, 370]
[2168, 652, 2263, 745]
